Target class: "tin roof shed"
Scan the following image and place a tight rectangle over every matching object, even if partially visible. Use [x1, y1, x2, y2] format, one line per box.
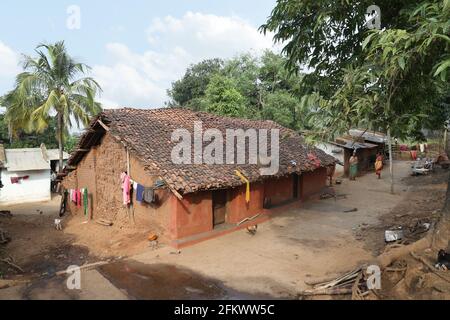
[4, 149, 50, 171]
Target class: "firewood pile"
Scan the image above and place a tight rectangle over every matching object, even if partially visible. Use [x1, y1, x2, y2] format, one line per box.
[301, 267, 366, 297]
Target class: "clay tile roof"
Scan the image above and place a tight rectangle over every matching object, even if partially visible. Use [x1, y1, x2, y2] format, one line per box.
[69, 108, 336, 194]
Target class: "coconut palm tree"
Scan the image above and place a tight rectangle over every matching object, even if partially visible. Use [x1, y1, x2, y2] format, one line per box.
[4, 41, 102, 172]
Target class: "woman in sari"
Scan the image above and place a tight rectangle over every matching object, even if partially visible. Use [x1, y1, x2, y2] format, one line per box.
[375, 152, 383, 179]
[349, 150, 358, 181]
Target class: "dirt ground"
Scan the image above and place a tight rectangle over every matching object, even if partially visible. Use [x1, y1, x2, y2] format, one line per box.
[0, 160, 449, 300]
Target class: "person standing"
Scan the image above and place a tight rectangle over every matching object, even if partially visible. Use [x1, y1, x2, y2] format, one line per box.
[375, 152, 383, 179]
[349, 150, 359, 181]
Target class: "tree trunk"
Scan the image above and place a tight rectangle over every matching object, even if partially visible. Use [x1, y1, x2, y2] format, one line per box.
[7, 123, 12, 144]
[57, 112, 64, 173]
[444, 128, 448, 155]
[387, 128, 394, 194]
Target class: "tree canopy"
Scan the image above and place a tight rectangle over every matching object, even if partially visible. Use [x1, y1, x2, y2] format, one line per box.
[261, 0, 450, 141]
[168, 51, 313, 131]
[1, 41, 102, 170]
[260, 0, 422, 95]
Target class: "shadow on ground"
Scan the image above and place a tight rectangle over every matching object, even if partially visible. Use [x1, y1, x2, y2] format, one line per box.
[98, 260, 286, 300]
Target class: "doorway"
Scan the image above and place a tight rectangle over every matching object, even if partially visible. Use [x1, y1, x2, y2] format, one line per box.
[293, 174, 299, 199]
[212, 190, 227, 226]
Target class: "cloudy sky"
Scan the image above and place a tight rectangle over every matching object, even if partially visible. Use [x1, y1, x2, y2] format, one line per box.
[0, 0, 277, 109]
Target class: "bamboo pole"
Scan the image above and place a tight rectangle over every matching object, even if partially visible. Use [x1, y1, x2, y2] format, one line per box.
[387, 128, 394, 194]
[444, 127, 448, 154]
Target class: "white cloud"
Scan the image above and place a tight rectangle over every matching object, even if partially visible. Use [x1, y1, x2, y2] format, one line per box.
[93, 12, 275, 109]
[0, 42, 20, 76]
[0, 41, 20, 91]
[146, 11, 274, 58]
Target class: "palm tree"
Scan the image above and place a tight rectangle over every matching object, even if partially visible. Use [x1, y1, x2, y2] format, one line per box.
[4, 41, 102, 172]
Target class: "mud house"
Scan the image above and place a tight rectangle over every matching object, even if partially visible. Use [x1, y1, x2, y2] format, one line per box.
[62, 108, 336, 247]
[331, 136, 379, 177]
[0, 144, 69, 205]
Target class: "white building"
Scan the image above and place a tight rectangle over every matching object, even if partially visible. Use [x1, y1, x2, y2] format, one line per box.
[0, 145, 69, 205]
[315, 142, 345, 175]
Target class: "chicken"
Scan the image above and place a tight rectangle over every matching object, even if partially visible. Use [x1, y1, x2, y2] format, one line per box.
[246, 225, 258, 236]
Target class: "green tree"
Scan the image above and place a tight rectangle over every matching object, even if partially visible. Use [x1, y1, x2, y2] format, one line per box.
[168, 51, 312, 129]
[260, 0, 422, 96]
[3, 41, 102, 172]
[222, 54, 260, 113]
[168, 58, 223, 109]
[262, 91, 301, 129]
[204, 75, 246, 117]
[63, 134, 80, 154]
[0, 113, 59, 149]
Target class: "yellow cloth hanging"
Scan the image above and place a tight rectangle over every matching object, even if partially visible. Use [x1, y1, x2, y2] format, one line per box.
[235, 170, 250, 203]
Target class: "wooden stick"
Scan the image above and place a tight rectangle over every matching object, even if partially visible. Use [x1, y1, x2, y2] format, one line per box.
[0, 258, 24, 273]
[312, 268, 362, 290]
[300, 287, 353, 296]
[97, 120, 110, 132]
[305, 274, 343, 286]
[54, 261, 110, 276]
[237, 214, 261, 226]
[94, 219, 113, 226]
[159, 176, 183, 200]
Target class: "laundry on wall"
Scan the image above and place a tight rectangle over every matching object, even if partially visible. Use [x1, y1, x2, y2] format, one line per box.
[121, 171, 159, 205]
[68, 188, 89, 216]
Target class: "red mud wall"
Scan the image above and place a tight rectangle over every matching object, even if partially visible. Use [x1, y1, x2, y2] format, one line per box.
[300, 167, 327, 199]
[227, 182, 265, 224]
[263, 176, 295, 206]
[171, 191, 213, 239]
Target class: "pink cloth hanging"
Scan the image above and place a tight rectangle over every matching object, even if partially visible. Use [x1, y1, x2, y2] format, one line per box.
[121, 173, 131, 205]
[71, 190, 77, 204]
[76, 189, 82, 207]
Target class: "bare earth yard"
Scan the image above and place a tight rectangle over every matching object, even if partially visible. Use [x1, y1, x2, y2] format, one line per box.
[0, 161, 447, 300]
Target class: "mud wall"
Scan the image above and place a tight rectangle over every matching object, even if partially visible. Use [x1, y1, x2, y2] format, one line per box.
[172, 191, 213, 239]
[227, 182, 265, 224]
[128, 155, 172, 238]
[63, 132, 172, 239]
[263, 175, 295, 206]
[300, 167, 328, 199]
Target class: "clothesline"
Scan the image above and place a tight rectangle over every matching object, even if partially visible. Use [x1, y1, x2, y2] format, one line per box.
[121, 172, 157, 205]
[68, 188, 89, 216]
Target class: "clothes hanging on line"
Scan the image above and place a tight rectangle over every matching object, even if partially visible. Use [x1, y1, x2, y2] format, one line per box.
[76, 189, 82, 207]
[136, 184, 145, 202]
[68, 188, 87, 212]
[143, 187, 156, 204]
[83, 188, 88, 216]
[10, 176, 29, 184]
[71, 189, 77, 204]
[121, 172, 131, 205]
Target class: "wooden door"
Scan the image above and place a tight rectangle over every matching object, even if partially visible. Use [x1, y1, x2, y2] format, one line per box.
[212, 190, 227, 226]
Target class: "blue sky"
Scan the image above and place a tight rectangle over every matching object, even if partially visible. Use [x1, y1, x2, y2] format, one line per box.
[0, 0, 277, 108]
